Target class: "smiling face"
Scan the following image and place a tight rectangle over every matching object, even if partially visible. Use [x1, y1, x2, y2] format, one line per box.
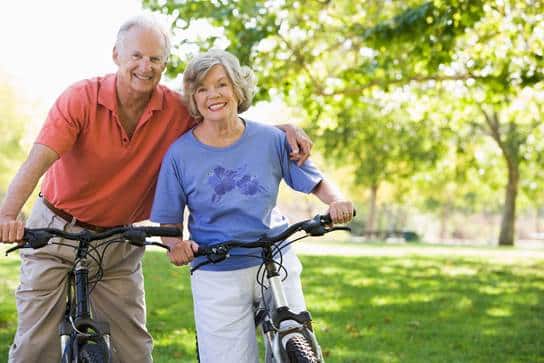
[194, 64, 239, 124]
[113, 25, 167, 96]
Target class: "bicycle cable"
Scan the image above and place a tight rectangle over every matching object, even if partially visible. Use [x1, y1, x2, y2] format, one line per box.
[84, 242, 107, 294]
[49, 238, 120, 295]
[88, 238, 127, 294]
[48, 241, 104, 291]
[274, 234, 310, 254]
[254, 233, 312, 326]
[256, 242, 290, 325]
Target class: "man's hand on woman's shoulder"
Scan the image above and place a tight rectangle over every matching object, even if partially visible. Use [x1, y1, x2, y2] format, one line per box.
[277, 124, 313, 166]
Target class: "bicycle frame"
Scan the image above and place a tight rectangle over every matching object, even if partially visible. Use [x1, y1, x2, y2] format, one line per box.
[59, 239, 111, 363]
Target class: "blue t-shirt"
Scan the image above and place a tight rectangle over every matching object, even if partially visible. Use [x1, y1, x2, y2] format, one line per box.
[150, 120, 323, 271]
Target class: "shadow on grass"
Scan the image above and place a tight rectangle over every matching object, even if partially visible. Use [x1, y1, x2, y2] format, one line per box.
[300, 255, 544, 363]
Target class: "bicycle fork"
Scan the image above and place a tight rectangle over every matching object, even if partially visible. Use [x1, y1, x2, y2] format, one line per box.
[260, 249, 324, 362]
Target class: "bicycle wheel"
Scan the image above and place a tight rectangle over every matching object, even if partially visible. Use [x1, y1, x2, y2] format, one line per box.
[78, 342, 109, 363]
[285, 333, 319, 363]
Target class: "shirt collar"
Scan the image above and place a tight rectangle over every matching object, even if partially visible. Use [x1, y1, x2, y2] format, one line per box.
[98, 73, 165, 113]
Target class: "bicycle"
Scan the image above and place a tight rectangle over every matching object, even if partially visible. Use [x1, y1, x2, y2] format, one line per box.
[192, 213, 354, 363]
[5, 226, 179, 363]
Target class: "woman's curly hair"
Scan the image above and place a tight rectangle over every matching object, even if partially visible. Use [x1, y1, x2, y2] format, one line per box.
[183, 49, 257, 122]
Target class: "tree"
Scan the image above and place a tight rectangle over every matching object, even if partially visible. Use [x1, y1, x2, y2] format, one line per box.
[430, 1, 544, 245]
[340, 0, 544, 245]
[318, 91, 444, 231]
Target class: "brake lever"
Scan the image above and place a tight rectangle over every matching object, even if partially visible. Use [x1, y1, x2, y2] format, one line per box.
[302, 215, 329, 236]
[6, 230, 54, 255]
[5, 244, 24, 256]
[190, 259, 213, 274]
[329, 226, 352, 232]
[206, 250, 229, 263]
[190, 245, 230, 275]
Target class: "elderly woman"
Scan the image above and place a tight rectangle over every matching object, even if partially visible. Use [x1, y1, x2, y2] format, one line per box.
[150, 49, 353, 362]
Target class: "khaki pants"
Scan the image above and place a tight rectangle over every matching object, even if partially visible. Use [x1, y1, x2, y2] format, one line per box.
[8, 198, 153, 363]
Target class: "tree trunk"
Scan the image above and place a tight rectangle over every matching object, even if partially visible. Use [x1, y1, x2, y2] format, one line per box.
[480, 108, 523, 247]
[498, 161, 519, 246]
[367, 183, 378, 232]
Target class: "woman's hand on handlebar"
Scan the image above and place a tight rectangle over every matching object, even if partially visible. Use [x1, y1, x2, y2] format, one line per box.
[162, 237, 199, 266]
[0, 216, 24, 243]
[328, 200, 355, 225]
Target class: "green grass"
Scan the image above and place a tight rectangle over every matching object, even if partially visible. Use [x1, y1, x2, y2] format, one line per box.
[0, 257, 19, 359]
[1, 243, 543, 362]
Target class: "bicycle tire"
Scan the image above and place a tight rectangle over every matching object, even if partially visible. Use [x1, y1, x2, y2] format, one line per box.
[78, 342, 109, 363]
[285, 333, 319, 363]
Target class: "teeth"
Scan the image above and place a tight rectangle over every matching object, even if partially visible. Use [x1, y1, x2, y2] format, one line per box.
[208, 103, 226, 111]
[135, 74, 152, 80]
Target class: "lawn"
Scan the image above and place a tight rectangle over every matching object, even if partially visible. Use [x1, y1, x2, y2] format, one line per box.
[1, 242, 543, 362]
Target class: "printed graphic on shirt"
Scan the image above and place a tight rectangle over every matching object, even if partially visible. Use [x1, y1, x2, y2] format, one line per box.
[207, 165, 267, 203]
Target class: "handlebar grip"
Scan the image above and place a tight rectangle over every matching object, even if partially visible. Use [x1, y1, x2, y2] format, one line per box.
[138, 227, 181, 237]
[123, 227, 181, 246]
[194, 246, 210, 257]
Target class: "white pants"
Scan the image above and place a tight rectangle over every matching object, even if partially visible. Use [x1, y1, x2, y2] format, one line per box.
[191, 250, 307, 363]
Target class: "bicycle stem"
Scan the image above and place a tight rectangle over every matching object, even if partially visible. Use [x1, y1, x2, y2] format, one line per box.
[75, 239, 91, 320]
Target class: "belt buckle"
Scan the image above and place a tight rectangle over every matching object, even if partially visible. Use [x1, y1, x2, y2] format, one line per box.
[69, 217, 78, 227]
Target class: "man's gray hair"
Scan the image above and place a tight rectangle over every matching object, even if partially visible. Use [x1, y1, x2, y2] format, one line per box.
[115, 15, 172, 59]
[183, 49, 257, 122]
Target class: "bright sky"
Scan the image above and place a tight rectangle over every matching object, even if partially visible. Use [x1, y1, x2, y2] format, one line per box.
[0, 0, 290, 132]
[0, 0, 143, 107]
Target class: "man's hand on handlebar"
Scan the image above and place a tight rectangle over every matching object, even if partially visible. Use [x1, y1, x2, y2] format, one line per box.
[0, 216, 24, 243]
[163, 237, 199, 266]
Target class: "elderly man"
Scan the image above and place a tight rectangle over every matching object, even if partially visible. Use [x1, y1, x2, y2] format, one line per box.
[0, 15, 311, 363]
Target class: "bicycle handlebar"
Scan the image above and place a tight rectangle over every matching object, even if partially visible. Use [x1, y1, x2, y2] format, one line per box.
[194, 212, 355, 259]
[5, 226, 181, 255]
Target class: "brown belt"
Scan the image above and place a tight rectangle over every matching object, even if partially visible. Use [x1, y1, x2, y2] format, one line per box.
[41, 197, 123, 233]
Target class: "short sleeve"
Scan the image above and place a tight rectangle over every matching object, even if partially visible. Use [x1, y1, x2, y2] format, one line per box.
[278, 134, 323, 193]
[35, 84, 86, 156]
[150, 147, 187, 224]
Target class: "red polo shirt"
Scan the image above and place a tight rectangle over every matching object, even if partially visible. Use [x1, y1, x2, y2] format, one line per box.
[36, 74, 192, 226]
